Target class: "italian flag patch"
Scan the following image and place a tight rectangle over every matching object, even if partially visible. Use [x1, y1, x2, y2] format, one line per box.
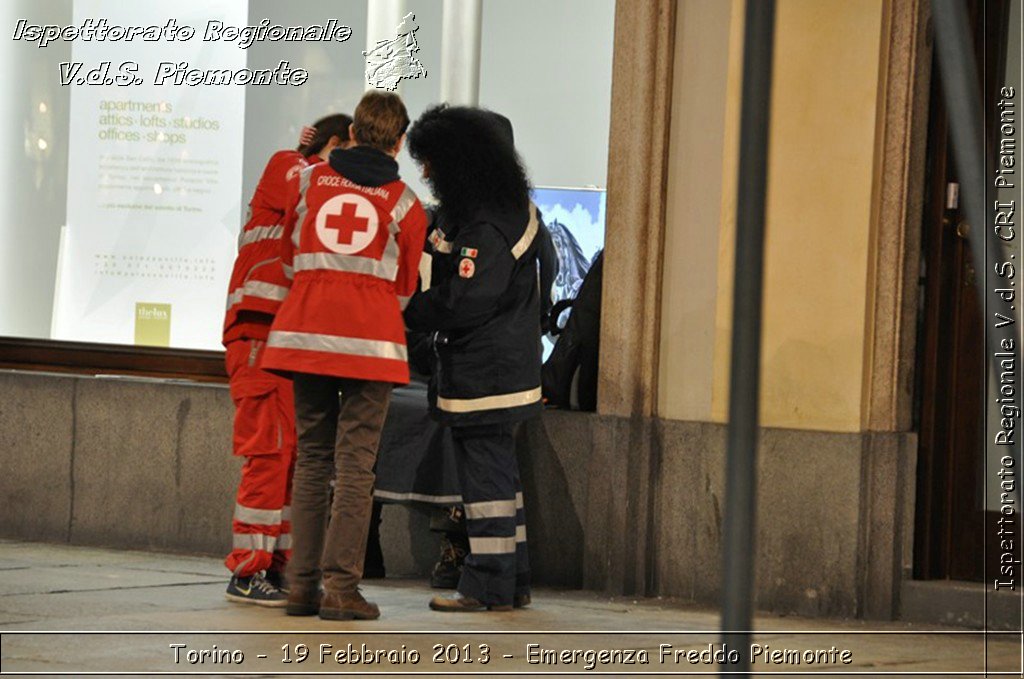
[460, 247, 478, 258]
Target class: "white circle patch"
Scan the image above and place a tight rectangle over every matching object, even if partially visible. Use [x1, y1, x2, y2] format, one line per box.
[314, 194, 379, 255]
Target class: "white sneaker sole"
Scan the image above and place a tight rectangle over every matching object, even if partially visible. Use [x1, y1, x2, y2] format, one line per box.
[225, 592, 288, 607]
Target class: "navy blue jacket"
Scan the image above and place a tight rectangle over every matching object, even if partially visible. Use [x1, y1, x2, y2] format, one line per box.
[404, 204, 543, 425]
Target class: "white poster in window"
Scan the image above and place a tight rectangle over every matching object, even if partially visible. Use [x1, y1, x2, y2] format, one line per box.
[52, 0, 246, 350]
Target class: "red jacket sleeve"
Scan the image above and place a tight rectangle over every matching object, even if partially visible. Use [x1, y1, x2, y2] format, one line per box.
[279, 168, 303, 281]
[251, 150, 307, 217]
[395, 199, 428, 306]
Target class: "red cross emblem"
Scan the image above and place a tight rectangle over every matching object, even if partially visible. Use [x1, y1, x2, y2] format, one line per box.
[315, 194, 379, 254]
[459, 257, 475, 278]
[325, 202, 370, 246]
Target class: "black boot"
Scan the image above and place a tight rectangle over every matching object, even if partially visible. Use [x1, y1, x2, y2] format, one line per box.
[430, 530, 468, 589]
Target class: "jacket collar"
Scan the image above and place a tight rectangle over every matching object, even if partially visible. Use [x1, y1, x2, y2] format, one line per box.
[328, 145, 400, 187]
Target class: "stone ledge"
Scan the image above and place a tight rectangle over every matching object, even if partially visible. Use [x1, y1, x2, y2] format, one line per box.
[901, 579, 1023, 631]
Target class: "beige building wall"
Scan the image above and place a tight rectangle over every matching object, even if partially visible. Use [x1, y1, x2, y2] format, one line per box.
[660, 0, 886, 433]
[658, 0, 735, 422]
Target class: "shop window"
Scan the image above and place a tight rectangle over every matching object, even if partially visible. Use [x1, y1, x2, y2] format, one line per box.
[0, 0, 613, 376]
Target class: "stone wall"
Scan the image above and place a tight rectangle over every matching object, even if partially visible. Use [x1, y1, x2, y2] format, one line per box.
[0, 370, 915, 619]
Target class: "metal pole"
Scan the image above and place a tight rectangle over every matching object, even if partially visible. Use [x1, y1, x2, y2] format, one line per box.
[931, 0, 1022, 355]
[930, 0, 1019, 349]
[720, 0, 776, 672]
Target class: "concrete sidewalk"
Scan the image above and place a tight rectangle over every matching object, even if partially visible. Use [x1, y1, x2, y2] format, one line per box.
[0, 540, 1019, 676]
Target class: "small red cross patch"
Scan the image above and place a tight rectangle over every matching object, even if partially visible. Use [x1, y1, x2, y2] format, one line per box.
[285, 162, 305, 182]
[459, 258, 476, 278]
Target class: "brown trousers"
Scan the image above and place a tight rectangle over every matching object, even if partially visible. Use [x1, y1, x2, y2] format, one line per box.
[287, 374, 392, 594]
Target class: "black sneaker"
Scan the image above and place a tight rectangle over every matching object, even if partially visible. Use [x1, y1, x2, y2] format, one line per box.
[265, 570, 290, 594]
[225, 572, 287, 607]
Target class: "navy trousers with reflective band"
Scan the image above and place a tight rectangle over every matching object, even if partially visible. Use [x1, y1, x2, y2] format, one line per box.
[451, 423, 530, 606]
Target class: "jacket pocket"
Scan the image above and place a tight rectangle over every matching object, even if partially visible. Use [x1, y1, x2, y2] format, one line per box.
[230, 379, 286, 457]
[438, 340, 498, 398]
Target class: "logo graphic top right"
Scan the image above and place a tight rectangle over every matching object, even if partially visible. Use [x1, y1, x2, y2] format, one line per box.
[364, 12, 427, 91]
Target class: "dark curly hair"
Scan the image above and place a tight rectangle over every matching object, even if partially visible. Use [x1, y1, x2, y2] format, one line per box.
[407, 105, 531, 226]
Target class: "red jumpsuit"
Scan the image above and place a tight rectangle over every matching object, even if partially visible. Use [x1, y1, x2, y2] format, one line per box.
[222, 150, 314, 577]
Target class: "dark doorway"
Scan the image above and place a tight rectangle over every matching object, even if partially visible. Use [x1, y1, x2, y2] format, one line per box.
[913, 0, 1013, 582]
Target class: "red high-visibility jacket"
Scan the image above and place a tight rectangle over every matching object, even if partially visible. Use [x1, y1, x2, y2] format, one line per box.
[223, 150, 311, 345]
[261, 146, 427, 384]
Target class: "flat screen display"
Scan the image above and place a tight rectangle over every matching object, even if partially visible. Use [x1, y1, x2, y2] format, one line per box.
[532, 186, 606, 360]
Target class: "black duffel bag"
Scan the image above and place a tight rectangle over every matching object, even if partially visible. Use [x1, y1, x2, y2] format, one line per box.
[541, 251, 603, 411]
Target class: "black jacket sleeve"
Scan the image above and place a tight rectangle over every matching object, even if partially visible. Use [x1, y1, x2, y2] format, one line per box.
[404, 221, 515, 333]
[422, 204, 440, 251]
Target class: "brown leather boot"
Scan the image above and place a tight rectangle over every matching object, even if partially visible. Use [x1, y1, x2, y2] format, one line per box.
[429, 593, 513, 612]
[513, 593, 531, 609]
[286, 586, 322, 617]
[319, 588, 381, 620]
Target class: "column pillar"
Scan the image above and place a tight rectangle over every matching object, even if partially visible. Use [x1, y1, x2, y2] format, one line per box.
[365, 0, 408, 91]
[439, 0, 483, 105]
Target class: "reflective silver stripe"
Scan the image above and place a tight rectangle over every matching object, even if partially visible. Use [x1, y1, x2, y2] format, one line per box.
[469, 536, 517, 555]
[277, 534, 292, 550]
[281, 505, 292, 522]
[243, 280, 289, 302]
[373, 489, 463, 504]
[293, 252, 397, 281]
[232, 533, 277, 552]
[268, 330, 408, 362]
[233, 503, 282, 525]
[226, 280, 289, 310]
[226, 289, 244, 310]
[437, 387, 542, 414]
[292, 165, 315, 249]
[389, 185, 418, 224]
[282, 263, 294, 280]
[511, 204, 539, 260]
[382, 222, 401, 278]
[464, 499, 517, 520]
[429, 228, 453, 254]
[398, 294, 411, 310]
[516, 525, 527, 543]
[516, 492, 524, 510]
[238, 225, 284, 249]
